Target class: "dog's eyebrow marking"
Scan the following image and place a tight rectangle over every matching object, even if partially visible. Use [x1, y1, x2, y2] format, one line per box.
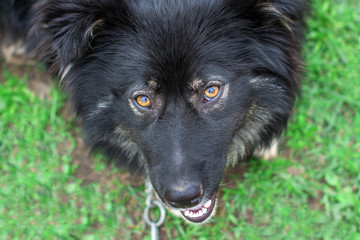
[189, 77, 203, 90]
[148, 78, 159, 89]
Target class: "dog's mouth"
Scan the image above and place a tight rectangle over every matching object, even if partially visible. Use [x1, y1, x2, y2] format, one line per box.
[180, 193, 217, 223]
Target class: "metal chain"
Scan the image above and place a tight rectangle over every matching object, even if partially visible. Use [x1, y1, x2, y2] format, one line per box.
[144, 194, 166, 240]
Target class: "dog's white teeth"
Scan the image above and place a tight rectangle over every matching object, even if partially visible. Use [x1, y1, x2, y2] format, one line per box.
[204, 199, 212, 208]
[182, 198, 214, 220]
[202, 207, 208, 214]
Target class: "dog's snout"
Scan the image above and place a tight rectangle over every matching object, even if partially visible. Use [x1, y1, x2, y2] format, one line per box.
[165, 184, 203, 208]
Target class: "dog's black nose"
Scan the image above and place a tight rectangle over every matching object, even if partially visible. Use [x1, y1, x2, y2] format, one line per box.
[164, 184, 203, 208]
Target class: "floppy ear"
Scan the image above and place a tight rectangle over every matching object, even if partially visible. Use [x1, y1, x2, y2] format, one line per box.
[31, 0, 126, 75]
[228, 0, 307, 92]
[258, 0, 308, 20]
[229, 0, 307, 33]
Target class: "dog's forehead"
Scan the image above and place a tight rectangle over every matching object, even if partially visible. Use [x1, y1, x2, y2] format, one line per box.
[146, 76, 202, 93]
[130, 0, 220, 15]
[120, 0, 243, 92]
[147, 74, 226, 94]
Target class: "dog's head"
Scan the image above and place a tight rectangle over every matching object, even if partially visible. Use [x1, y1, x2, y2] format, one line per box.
[32, 0, 306, 223]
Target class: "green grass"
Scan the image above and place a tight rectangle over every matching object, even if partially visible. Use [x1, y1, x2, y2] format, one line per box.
[0, 71, 145, 239]
[1, 0, 360, 239]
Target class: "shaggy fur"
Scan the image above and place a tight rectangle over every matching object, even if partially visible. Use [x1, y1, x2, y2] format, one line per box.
[1, 0, 307, 223]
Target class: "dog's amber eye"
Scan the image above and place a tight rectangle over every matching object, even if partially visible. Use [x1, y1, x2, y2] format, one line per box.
[136, 95, 151, 108]
[204, 86, 220, 101]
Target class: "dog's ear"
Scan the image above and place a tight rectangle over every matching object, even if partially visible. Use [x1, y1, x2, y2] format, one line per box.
[228, 0, 307, 90]
[228, 0, 307, 29]
[257, 0, 308, 20]
[31, 0, 127, 75]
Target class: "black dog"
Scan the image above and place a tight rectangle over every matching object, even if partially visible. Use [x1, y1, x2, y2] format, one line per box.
[0, 0, 307, 223]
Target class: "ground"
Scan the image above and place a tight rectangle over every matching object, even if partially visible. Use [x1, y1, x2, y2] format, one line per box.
[1, 0, 360, 239]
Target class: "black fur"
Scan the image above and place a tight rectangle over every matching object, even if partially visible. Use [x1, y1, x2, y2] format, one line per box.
[1, 0, 307, 223]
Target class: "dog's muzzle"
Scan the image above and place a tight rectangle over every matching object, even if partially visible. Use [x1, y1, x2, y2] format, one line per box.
[159, 181, 219, 223]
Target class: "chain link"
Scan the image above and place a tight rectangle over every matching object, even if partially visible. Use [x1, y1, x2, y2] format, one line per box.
[144, 195, 166, 240]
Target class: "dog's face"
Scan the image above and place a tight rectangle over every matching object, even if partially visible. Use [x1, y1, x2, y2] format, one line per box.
[33, 0, 305, 223]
